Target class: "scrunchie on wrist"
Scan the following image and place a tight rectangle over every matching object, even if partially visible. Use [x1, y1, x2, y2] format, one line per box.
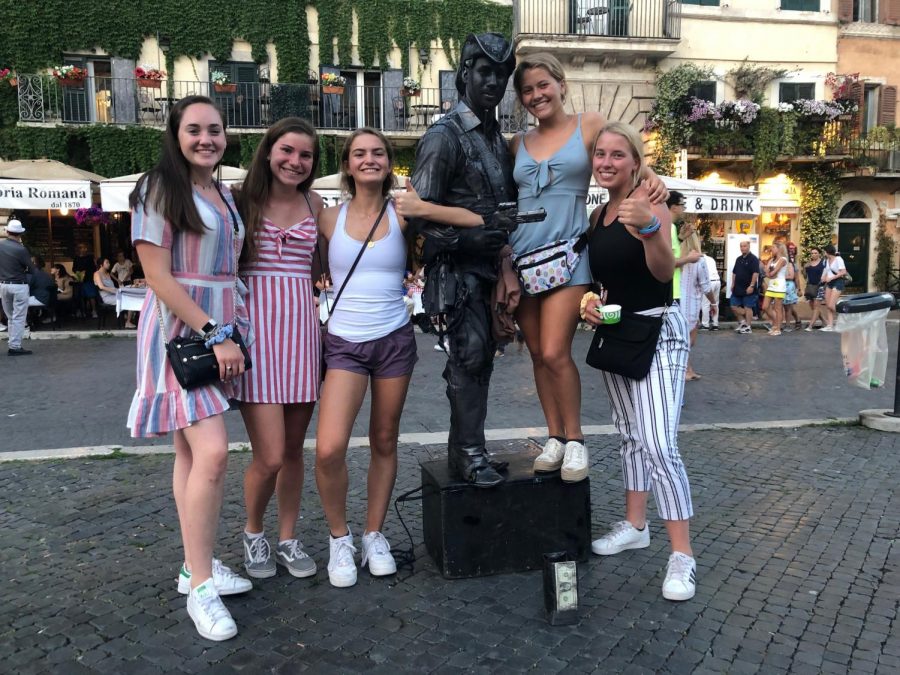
[204, 323, 234, 349]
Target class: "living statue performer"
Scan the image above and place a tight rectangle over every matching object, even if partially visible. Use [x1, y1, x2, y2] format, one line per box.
[411, 33, 518, 487]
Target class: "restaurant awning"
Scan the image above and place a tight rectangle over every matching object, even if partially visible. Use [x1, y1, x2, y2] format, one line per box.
[0, 159, 106, 210]
[100, 165, 247, 212]
[587, 176, 760, 216]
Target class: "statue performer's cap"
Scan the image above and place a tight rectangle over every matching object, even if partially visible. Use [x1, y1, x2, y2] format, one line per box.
[455, 33, 515, 95]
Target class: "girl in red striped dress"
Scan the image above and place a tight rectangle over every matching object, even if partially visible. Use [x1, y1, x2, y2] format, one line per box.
[234, 118, 324, 580]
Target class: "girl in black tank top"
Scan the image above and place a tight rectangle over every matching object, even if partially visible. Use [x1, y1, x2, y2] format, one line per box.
[583, 124, 696, 604]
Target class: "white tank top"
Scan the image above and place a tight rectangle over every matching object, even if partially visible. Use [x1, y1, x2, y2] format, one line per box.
[327, 200, 409, 342]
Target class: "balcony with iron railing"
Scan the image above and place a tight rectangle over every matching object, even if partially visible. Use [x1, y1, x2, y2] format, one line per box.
[515, 0, 682, 62]
[16, 75, 528, 136]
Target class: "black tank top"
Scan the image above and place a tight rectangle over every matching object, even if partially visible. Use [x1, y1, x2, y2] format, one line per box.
[588, 205, 671, 312]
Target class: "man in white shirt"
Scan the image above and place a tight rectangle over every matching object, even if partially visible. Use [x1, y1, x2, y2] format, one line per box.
[700, 252, 721, 330]
[111, 251, 134, 286]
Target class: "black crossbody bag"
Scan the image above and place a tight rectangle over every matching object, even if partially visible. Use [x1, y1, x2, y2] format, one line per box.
[585, 308, 667, 380]
[161, 183, 252, 389]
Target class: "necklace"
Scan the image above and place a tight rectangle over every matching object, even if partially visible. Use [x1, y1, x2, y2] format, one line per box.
[193, 178, 215, 190]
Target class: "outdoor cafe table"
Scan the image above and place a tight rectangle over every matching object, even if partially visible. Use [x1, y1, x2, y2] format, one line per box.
[116, 287, 147, 316]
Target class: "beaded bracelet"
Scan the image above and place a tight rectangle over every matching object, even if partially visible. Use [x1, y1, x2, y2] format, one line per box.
[204, 323, 234, 349]
[638, 216, 661, 238]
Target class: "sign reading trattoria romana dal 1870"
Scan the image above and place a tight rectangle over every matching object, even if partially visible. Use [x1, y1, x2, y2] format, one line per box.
[0, 180, 93, 209]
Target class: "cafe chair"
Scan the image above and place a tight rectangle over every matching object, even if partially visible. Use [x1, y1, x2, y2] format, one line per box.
[392, 96, 410, 131]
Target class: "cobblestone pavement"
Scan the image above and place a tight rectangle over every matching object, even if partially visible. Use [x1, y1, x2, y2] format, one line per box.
[1, 425, 898, 673]
[1, 325, 896, 452]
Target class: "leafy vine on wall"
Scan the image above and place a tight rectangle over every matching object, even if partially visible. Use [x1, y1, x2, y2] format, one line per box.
[789, 165, 841, 260]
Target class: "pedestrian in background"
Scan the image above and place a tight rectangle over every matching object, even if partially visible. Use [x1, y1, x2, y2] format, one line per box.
[820, 244, 848, 332]
[584, 122, 697, 602]
[762, 242, 788, 336]
[699, 250, 720, 330]
[233, 117, 324, 583]
[803, 246, 826, 331]
[0, 219, 35, 355]
[127, 95, 253, 641]
[677, 220, 713, 381]
[783, 242, 801, 331]
[730, 237, 759, 334]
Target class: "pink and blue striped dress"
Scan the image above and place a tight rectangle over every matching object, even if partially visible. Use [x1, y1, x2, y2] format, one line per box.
[127, 189, 250, 438]
[235, 213, 320, 403]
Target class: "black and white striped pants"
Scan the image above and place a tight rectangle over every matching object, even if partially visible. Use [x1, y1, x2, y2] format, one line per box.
[600, 308, 694, 521]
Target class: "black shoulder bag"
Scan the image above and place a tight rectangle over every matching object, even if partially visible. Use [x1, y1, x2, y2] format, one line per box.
[316, 199, 390, 381]
[161, 184, 252, 389]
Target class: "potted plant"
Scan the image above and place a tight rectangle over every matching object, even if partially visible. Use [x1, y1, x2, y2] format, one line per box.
[401, 76, 421, 97]
[135, 65, 166, 89]
[52, 65, 88, 87]
[0, 68, 16, 87]
[321, 72, 346, 95]
[211, 70, 237, 93]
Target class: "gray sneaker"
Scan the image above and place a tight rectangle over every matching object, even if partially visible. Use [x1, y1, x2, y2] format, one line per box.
[275, 539, 317, 578]
[243, 533, 276, 579]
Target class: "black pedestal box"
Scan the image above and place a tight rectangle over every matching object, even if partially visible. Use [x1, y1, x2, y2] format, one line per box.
[421, 441, 591, 579]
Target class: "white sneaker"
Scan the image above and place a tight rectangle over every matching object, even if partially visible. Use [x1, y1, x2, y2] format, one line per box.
[177, 558, 253, 595]
[327, 531, 358, 588]
[560, 440, 588, 483]
[361, 531, 397, 576]
[533, 438, 566, 473]
[591, 520, 651, 555]
[662, 552, 697, 601]
[0, 324, 7, 332]
[186, 578, 238, 641]
[821, 325, 834, 332]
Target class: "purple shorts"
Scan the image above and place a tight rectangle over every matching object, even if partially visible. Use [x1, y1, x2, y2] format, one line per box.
[324, 322, 418, 379]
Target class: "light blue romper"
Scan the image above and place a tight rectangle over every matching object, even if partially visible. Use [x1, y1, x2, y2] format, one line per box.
[511, 114, 593, 287]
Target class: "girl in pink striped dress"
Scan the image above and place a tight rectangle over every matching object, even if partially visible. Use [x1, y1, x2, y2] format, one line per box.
[233, 118, 324, 581]
[127, 96, 253, 642]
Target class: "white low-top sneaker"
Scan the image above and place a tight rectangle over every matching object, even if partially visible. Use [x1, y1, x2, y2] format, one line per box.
[177, 558, 253, 595]
[591, 520, 651, 556]
[662, 552, 697, 601]
[361, 531, 397, 576]
[533, 438, 566, 473]
[328, 532, 358, 588]
[560, 440, 589, 483]
[186, 578, 238, 641]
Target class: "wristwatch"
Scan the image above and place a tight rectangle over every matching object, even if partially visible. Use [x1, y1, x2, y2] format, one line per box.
[201, 318, 218, 336]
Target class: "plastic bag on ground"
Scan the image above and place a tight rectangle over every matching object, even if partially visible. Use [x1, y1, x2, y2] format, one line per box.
[835, 307, 890, 389]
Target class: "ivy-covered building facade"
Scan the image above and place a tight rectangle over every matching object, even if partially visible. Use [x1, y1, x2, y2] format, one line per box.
[0, 0, 513, 260]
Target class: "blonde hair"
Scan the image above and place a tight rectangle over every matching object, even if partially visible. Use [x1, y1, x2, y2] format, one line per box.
[592, 121, 647, 190]
[513, 52, 566, 98]
[682, 230, 702, 254]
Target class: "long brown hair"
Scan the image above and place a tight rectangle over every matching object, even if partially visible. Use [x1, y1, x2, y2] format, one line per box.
[236, 117, 320, 263]
[129, 96, 225, 234]
[340, 127, 396, 198]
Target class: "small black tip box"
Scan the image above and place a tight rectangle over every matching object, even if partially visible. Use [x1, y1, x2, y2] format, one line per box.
[421, 441, 591, 579]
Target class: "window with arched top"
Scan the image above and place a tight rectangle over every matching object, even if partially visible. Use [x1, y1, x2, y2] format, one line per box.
[839, 201, 871, 219]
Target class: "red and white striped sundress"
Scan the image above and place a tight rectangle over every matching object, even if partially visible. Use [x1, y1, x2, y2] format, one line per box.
[236, 215, 320, 403]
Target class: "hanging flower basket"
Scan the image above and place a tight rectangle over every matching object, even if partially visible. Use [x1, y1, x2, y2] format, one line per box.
[137, 78, 161, 89]
[322, 85, 344, 95]
[214, 83, 237, 93]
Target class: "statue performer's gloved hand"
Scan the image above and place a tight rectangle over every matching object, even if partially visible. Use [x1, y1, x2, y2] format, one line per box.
[484, 204, 518, 234]
[457, 227, 507, 257]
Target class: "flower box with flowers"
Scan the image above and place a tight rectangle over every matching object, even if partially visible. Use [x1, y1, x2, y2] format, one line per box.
[402, 77, 421, 97]
[53, 65, 88, 86]
[0, 68, 16, 87]
[210, 70, 237, 93]
[321, 73, 346, 95]
[135, 66, 166, 89]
